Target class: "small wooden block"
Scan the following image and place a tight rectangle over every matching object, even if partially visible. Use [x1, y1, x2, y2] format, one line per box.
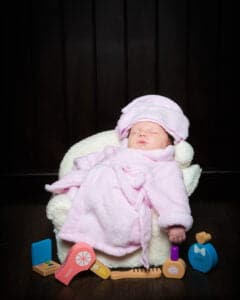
[32, 260, 60, 277]
[31, 239, 52, 266]
[90, 259, 111, 279]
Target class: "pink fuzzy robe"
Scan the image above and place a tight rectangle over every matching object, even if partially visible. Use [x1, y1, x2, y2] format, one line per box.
[45, 145, 193, 268]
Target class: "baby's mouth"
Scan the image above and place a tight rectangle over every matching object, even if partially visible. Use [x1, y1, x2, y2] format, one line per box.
[137, 139, 147, 145]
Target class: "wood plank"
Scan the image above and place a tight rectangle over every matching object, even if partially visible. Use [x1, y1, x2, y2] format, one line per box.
[30, 0, 67, 171]
[126, 0, 157, 100]
[214, 0, 235, 169]
[157, 0, 188, 109]
[3, 1, 35, 173]
[95, 0, 126, 131]
[3, 4, 12, 173]
[63, 0, 97, 145]
[187, 1, 219, 168]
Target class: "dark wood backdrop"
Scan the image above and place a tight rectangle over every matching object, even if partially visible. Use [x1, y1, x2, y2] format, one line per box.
[2, 0, 235, 180]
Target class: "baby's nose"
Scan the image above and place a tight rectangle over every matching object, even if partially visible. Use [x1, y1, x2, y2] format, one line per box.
[139, 131, 146, 136]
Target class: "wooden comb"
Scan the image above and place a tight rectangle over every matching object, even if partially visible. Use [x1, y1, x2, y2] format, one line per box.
[110, 267, 161, 280]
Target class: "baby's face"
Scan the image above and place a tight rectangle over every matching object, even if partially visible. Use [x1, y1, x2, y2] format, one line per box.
[128, 121, 172, 150]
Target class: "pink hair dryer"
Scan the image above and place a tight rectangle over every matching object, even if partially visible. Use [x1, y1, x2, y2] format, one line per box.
[55, 242, 96, 285]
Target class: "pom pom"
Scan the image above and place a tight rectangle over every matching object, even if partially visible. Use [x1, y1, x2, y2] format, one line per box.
[174, 141, 194, 168]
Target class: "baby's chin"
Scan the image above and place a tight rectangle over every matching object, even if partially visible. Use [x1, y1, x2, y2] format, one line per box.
[129, 143, 165, 150]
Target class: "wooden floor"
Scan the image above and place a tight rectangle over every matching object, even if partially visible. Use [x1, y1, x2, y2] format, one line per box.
[1, 174, 240, 300]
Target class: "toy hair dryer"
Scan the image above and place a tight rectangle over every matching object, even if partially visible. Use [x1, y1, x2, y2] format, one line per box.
[55, 242, 96, 285]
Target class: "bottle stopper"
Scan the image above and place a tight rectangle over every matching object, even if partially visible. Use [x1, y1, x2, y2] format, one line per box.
[196, 231, 212, 244]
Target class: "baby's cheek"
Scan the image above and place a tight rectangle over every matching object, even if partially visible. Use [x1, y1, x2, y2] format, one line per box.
[127, 137, 134, 148]
[152, 138, 167, 149]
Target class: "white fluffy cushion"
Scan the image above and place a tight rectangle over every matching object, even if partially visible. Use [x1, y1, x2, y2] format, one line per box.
[47, 130, 202, 267]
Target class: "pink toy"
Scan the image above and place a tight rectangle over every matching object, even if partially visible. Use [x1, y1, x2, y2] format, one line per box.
[55, 242, 96, 285]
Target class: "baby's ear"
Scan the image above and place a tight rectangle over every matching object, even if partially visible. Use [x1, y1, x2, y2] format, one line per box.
[174, 141, 194, 168]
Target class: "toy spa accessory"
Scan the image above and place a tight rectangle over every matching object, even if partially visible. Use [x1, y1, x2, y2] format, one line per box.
[188, 231, 218, 273]
[55, 242, 111, 285]
[162, 245, 186, 279]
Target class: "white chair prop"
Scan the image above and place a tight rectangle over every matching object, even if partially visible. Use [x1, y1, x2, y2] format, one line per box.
[46, 130, 202, 268]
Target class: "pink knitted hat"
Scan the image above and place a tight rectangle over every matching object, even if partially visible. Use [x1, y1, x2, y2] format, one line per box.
[115, 95, 189, 144]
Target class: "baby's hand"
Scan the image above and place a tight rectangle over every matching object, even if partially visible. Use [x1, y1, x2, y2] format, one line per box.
[167, 226, 186, 243]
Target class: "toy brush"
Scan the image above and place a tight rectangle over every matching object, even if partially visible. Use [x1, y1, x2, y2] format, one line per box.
[110, 267, 161, 280]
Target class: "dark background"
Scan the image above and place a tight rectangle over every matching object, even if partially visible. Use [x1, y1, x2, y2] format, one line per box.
[2, 1, 239, 299]
[2, 0, 236, 177]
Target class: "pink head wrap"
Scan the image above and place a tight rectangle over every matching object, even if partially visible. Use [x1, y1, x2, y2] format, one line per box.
[115, 95, 189, 144]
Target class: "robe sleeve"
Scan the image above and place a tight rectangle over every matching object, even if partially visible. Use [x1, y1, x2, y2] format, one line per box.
[145, 161, 193, 231]
[45, 169, 88, 194]
[45, 146, 117, 194]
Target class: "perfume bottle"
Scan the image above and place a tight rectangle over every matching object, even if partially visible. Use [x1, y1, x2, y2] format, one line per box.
[188, 231, 218, 273]
[162, 245, 186, 279]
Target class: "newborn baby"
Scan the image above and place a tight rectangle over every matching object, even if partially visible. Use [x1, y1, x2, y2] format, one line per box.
[46, 95, 193, 268]
[128, 120, 187, 244]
